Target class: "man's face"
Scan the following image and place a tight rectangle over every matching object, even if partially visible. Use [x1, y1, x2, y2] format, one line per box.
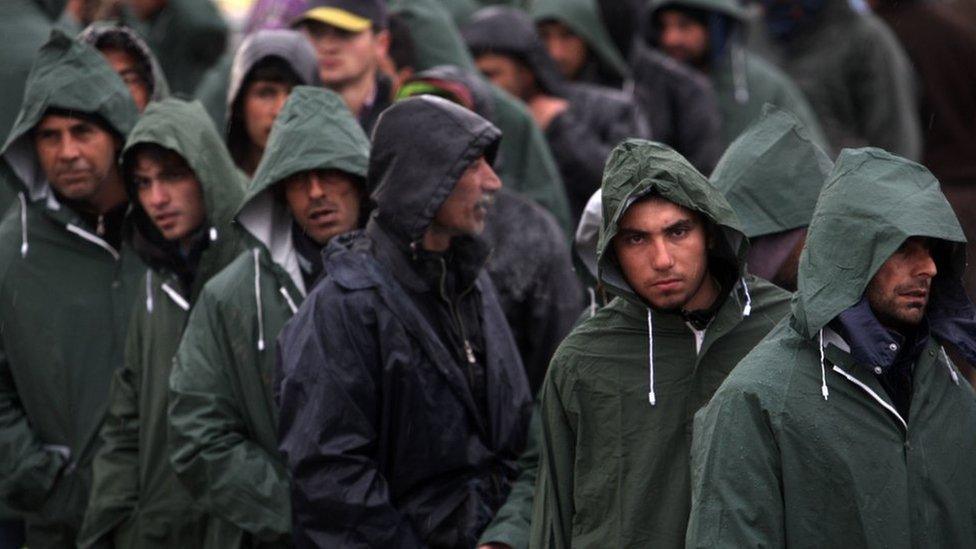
[537, 20, 589, 80]
[300, 20, 389, 89]
[100, 47, 150, 112]
[433, 157, 502, 237]
[243, 80, 292, 152]
[657, 10, 709, 67]
[283, 168, 362, 245]
[35, 114, 120, 205]
[866, 237, 938, 330]
[132, 148, 206, 246]
[475, 54, 536, 101]
[613, 197, 712, 310]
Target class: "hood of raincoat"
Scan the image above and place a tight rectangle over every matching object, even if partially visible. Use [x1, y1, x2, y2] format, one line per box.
[34, 0, 67, 19]
[711, 105, 831, 238]
[391, 0, 479, 72]
[120, 98, 246, 276]
[641, 0, 748, 66]
[597, 139, 747, 304]
[460, 6, 569, 97]
[792, 148, 968, 340]
[238, 86, 370, 295]
[225, 29, 319, 160]
[78, 21, 171, 104]
[397, 64, 496, 121]
[530, 0, 631, 82]
[369, 95, 501, 246]
[2, 29, 138, 201]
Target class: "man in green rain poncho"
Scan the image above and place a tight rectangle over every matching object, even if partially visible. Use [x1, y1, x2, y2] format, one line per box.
[529, 140, 790, 548]
[687, 148, 976, 547]
[78, 98, 247, 548]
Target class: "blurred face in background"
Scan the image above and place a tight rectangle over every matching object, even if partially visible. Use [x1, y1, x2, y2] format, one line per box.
[537, 20, 589, 80]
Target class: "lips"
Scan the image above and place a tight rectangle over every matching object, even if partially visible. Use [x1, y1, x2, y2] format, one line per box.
[652, 279, 682, 291]
[152, 212, 180, 228]
[309, 208, 338, 225]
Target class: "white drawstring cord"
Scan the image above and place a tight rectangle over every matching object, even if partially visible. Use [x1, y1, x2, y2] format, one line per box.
[647, 309, 656, 406]
[254, 249, 265, 351]
[209, 226, 218, 241]
[741, 277, 752, 317]
[145, 270, 153, 313]
[19, 193, 28, 258]
[942, 348, 960, 386]
[819, 329, 829, 401]
[588, 287, 597, 318]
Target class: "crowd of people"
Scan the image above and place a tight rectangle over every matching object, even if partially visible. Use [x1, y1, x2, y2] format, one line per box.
[0, 0, 975, 548]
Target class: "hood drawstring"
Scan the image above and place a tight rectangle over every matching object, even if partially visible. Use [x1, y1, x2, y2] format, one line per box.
[588, 287, 597, 318]
[254, 249, 266, 352]
[279, 287, 299, 315]
[740, 277, 752, 317]
[647, 309, 656, 406]
[819, 329, 829, 401]
[209, 226, 218, 242]
[19, 193, 28, 258]
[145, 270, 153, 313]
[732, 43, 750, 105]
[942, 348, 960, 386]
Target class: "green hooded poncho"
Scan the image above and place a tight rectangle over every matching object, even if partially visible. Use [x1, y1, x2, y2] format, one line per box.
[710, 104, 832, 239]
[391, 0, 572, 235]
[78, 99, 247, 548]
[643, 0, 828, 149]
[167, 87, 370, 548]
[0, 30, 142, 548]
[687, 148, 976, 548]
[530, 0, 631, 87]
[530, 140, 790, 548]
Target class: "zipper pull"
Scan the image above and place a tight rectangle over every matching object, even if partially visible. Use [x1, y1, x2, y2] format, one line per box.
[96, 214, 105, 236]
[463, 340, 476, 364]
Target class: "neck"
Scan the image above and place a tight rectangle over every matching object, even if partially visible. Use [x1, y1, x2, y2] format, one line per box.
[336, 71, 377, 117]
[421, 223, 454, 252]
[244, 143, 264, 177]
[87, 169, 128, 215]
[683, 271, 721, 312]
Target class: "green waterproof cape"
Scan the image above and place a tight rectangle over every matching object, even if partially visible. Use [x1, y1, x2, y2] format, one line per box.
[530, 140, 790, 548]
[79, 98, 247, 548]
[392, 0, 572, 234]
[167, 87, 370, 547]
[688, 148, 976, 548]
[711, 104, 832, 238]
[0, 29, 143, 548]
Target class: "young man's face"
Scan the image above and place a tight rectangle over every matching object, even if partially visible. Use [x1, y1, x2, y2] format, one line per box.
[34, 114, 120, 205]
[537, 20, 589, 80]
[243, 79, 293, 152]
[433, 156, 502, 237]
[474, 54, 536, 102]
[99, 47, 150, 112]
[866, 236, 938, 330]
[300, 20, 389, 89]
[613, 196, 713, 311]
[132, 148, 206, 247]
[657, 10, 709, 67]
[283, 168, 362, 246]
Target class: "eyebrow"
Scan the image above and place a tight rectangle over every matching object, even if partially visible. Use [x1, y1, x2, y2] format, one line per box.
[617, 216, 696, 235]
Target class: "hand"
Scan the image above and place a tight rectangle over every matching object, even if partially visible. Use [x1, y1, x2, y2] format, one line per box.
[527, 95, 570, 130]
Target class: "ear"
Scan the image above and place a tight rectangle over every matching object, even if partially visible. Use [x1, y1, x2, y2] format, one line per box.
[374, 29, 391, 59]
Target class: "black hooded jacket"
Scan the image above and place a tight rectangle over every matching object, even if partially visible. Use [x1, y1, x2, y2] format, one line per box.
[461, 7, 650, 222]
[275, 96, 532, 549]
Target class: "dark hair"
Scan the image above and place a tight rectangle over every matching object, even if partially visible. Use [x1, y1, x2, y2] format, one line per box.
[227, 56, 302, 172]
[93, 32, 154, 92]
[387, 14, 417, 72]
[36, 107, 121, 142]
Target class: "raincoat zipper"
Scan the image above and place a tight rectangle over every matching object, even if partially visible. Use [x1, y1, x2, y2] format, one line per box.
[437, 258, 478, 386]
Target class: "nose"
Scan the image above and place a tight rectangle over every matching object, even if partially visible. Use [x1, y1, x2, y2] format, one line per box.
[649, 238, 675, 271]
[59, 135, 81, 161]
[146, 181, 169, 208]
[307, 173, 327, 199]
[481, 165, 502, 192]
[915, 248, 938, 279]
[271, 92, 288, 118]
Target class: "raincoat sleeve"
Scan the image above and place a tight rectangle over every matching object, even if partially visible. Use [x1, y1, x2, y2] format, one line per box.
[276, 289, 425, 548]
[167, 289, 291, 542]
[0, 330, 69, 513]
[79, 296, 147, 546]
[477, 403, 541, 549]
[529, 364, 577, 549]
[685, 383, 785, 548]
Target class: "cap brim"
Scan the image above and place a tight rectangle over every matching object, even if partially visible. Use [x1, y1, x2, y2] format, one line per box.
[297, 7, 371, 32]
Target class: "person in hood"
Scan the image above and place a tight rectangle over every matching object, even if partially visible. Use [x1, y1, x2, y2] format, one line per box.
[0, 30, 143, 548]
[79, 20, 171, 112]
[396, 64, 583, 395]
[462, 6, 650, 224]
[642, 0, 827, 149]
[530, 0, 631, 89]
[757, 0, 921, 159]
[123, 0, 228, 95]
[711, 105, 831, 291]
[225, 29, 320, 176]
[687, 147, 976, 547]
[530, 140, 790, 548]
[293, 0, 393, 133]
[77, 98, 246, 548]
[168, 87, 370, 548]
[276, 96, 532, 548]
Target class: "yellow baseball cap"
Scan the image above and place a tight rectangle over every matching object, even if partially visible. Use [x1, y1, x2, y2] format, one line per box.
[294, 0, 388, 32]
